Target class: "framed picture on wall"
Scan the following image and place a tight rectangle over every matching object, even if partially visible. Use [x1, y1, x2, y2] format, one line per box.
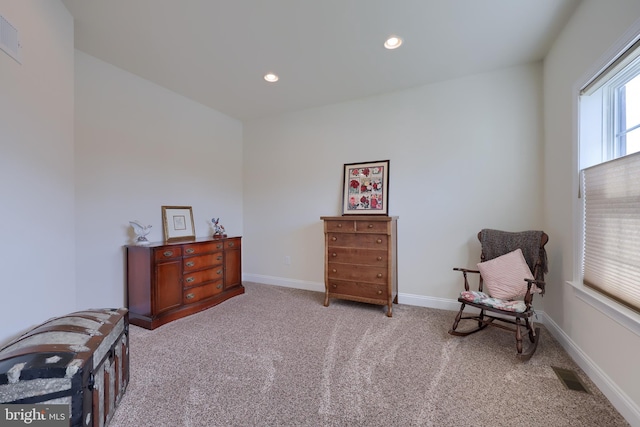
[342, 160, 389, 215]
[162, 206, 196, 242]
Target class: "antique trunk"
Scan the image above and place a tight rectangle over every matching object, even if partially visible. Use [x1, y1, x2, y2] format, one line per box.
[0, 308, 129, 427]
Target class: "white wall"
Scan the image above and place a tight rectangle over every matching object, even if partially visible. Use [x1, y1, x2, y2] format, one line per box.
[243, 63, 544, 305]
[74, 51, 244, 310]
[543, 0, 640, 424]
[0, 1, 75, 344]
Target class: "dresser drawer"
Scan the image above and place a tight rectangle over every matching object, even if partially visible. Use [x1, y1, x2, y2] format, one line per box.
[324, 220, 355, 233]
[327, 248, 387, 266]
[183, 241, 221, 256]
[355, 220, 389, 234]
[183, 280, 224, 304]
[327, 264, 387, 282]
[327, 233, 388, 248]
[327, 279, 388, 300]
[154, 247, 182, 261]
[224, 238, 241, 250]
[183, 252, 223, 271]
[183, 267, 223, 287]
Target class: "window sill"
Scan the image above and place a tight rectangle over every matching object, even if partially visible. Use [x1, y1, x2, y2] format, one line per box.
[566, 280, 640, 337]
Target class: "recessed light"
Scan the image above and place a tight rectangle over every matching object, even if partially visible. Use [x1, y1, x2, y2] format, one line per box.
[384, 36, 403, 50]
[264, 73, 279, 83]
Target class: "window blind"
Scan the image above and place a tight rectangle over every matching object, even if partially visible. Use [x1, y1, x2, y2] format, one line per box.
[582, 151, 640, 312]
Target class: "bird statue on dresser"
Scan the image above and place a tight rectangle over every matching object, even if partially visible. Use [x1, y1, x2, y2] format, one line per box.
[129, 220, 152, 245]
[211, 217, 226, 237]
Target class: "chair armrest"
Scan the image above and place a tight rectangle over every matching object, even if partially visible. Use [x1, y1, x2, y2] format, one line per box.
[453, 267, 481, 292]
[453, 267, 480, 274]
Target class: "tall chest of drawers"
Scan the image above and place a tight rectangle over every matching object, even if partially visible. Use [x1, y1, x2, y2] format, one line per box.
[321, 216, 398, 317]
[126, 237, 244, 329]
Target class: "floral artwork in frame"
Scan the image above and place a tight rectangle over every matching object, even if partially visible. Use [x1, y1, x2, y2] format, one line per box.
[342, 160, 389, 215]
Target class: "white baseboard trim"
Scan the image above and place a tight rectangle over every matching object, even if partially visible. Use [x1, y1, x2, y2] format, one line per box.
[398, 292, 548, 323]
[243, 273, 324, 293]
[543, 315, 640, 427]
[397, 292, 461, 311]
[242, 276, 639, 426]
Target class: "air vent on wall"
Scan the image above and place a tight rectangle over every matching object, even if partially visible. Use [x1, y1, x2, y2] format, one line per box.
[0, 14, 21, 64]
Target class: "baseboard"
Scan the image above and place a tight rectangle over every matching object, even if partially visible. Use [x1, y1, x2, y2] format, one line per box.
[543, 315, 640, 427]
[242, 273, 324, 293]
[397, 292, 461, 311]
[398, 292, 549, 322]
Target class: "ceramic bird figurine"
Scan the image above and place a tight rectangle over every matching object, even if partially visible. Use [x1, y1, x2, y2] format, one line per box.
[211, 217, 226, 237]
[129, 220, 152, 244]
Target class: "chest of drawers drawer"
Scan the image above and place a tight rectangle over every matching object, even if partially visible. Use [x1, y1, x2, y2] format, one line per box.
[354, 220, 389, 233]
[327, 279, 388, 300]
[183, 267, 223, 288]
[184, 252, 223, 271]
[183, 280, 224, 304]
[324, 219, 391, 234]
[327, 247, 387, 265]
[184, 241, 223, 255]
[327, 264, 387, 282]
[154, 247, 182, 261]
[327, 233, 388, 248]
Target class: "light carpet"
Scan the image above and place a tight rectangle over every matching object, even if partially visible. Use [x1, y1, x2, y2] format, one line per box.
[108, 282, 628, 427]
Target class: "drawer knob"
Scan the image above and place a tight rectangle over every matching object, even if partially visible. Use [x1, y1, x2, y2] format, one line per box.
[163, 251, 173, 257]
[217, 255, 223, 260]
[377, 290, 382, 295]
[186, 261, 195, 267]
[186, 277, 195, 283]
[368, 224, 373, 228]
[332, 284, 337, 288]
[377, 256, 382, 261]
[186, 248, 195, 254]
[229, 242, 234, 247]
[332, 269, 337, 273]
[217, 269, 223, 275]
[186, 293, 195, 300]
[217, 283, 223, 289]
[217, 244, 223, 249]
[377, 273, 383, 278]
[331, 253, 337, 257]
[337, 224, 342, 228]
[331, 237, 337, 241]
[376, 239, 382, 244]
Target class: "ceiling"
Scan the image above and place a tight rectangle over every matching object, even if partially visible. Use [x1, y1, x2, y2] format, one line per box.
[61, 0, 581, 121]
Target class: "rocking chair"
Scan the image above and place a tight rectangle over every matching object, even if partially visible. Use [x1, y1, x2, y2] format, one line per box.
[449, 229, 548, 360]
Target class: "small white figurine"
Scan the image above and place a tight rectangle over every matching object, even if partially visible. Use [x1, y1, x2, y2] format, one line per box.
[211, 217, 226, 237]
[129, 221, 152, 245]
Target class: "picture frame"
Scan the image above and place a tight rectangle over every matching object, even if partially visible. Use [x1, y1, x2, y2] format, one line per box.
[162, 206, 196, 242]
[342, 160, 390, 215]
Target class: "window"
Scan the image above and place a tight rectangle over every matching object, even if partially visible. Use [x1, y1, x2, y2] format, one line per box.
[579, 37, 640, 313]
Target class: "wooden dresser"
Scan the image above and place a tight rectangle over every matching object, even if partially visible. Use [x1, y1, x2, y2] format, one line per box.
[321, 216, 398, 316]
[126, 236, 244, 329]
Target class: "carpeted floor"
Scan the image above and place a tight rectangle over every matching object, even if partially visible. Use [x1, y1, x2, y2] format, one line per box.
[108, 282, 629, 426]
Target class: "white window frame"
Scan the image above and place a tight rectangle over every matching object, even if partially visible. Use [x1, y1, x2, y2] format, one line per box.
[605, 62, 640, 159]
[572, 25, 640, 336]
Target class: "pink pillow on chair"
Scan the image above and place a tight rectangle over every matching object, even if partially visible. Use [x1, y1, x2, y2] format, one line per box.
[477, 248, 536, 300]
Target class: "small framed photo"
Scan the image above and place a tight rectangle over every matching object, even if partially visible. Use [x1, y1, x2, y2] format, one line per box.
[342, 160, 390, 215]
[162, 206, 196, 242]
